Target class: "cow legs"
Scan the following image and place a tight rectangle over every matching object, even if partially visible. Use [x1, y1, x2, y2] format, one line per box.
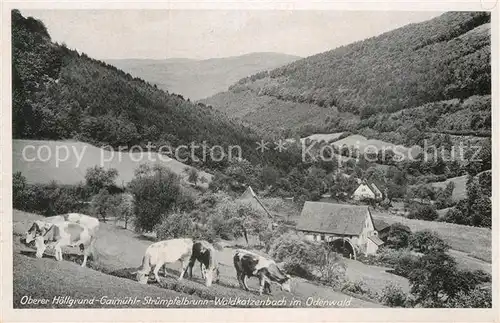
[187, 257, 196, 279]
[178, 259, 189, 280]
[81, 245, 91, 267]
[153, 264, 162, 285]
[53, 243, 63, 261]
[200, 263, 206, 279]
[264, 281, 272, 295]
[163, 264, 169, 277]
[258, 274, 267, 296]
[236, 270, 245, 290]
[242, 274, 250, 291]
[258, 273, 271, 296]
[35, 241, 47, 259]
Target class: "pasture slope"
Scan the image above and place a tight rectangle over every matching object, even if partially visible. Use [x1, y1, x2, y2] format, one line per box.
[371, 210, 492, 266]
[331, 134, 423, 160]
[12, 210, 382, 309]
[301, 133, 345, 144]
[430, 175, 468, 201]
[13, 139, 213, 187]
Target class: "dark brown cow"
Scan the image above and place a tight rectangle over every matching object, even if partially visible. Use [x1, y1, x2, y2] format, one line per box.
[187, 240, 220, 287]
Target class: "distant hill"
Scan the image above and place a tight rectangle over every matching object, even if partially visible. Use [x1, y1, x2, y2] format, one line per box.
[106, 52, 301, 100]
[202, 12, 491, 146]
[13, 139, 212, 187]
[12, 10, 300, 173]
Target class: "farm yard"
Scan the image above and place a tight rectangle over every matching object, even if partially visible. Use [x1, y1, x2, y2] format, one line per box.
[12, 210, 382, 309]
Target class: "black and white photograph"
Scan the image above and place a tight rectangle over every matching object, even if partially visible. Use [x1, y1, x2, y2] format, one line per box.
[2, 2, 497, 318]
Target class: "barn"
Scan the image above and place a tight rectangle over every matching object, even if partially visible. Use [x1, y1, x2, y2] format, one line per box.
[295, 202, 384, 259]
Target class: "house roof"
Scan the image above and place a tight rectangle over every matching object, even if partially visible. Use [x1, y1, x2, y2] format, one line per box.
[368, 235, 384, 246]
[238, 186, 273, 219]
[373, 219, 391, 231]
[296, 202, 372, 236]
[369, 183, 382, 195]
[351, 183, 374, 196]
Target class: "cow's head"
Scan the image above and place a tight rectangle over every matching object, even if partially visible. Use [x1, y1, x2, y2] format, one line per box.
[25, 220, 46, 244]
[204, 267, 220, 287]
[136, 270, 148, 284]
[279, 274, 292, 293]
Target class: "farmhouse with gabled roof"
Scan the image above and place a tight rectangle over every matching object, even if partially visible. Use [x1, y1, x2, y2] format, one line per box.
[352, 180, 384, 201]
[296, 202, 383, 258]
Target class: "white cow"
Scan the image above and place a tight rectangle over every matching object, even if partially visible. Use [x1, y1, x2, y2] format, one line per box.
[25, 213, 99, 244]
[133, 238, 194, 285]
[33, 221, 95, 267]
[25, 213, 99, 268]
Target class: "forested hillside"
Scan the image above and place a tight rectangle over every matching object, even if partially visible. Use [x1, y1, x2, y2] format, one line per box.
[202, 12, 491, 145]
[11, 10, 299, 172]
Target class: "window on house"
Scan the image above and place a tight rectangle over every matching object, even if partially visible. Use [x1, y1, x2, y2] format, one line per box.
[321, 234, 325, 241]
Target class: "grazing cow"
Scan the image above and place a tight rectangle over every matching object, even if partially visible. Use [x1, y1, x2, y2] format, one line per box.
[187, 240, 220, 287]
[134, 238, 194, 285]
[33, 221, 95, 267]
[233, 249, 291, 296]
[25, 213, 99, 244]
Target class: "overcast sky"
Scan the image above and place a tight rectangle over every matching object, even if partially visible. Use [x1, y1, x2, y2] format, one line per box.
[20, 10, 444, 60]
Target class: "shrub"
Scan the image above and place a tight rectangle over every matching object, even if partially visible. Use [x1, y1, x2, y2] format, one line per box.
[341, 280, 378, 300]
[392, 251, 420, 277]
[85, 166, 119, 194]
[445, 285, 492, 308]
[408, 204, 439, 221]
[113, 193, 134, 229]
[183, 166, 199, 185]
[268, 232, 345, 286]
[207, 197, 270, 243]
[129, 165, 184, 232]
[442, 206, 469, 225]
[156, 212, 196, 240]
[90, 188, 114, 222]
[379, 283, 408, 307]
[408, 251, 480, 307]
[19, 181, 87, 216]
[385, 223, 412, 249]
[408, 230, 449, 254]
[13, 172, 28, 210]
[470, 269, 492, 283]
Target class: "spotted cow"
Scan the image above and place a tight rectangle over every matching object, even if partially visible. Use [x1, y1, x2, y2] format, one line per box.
[25, 213, 99, 245]
[233, 249, 291, 295]
[33, 221, 95, 267]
